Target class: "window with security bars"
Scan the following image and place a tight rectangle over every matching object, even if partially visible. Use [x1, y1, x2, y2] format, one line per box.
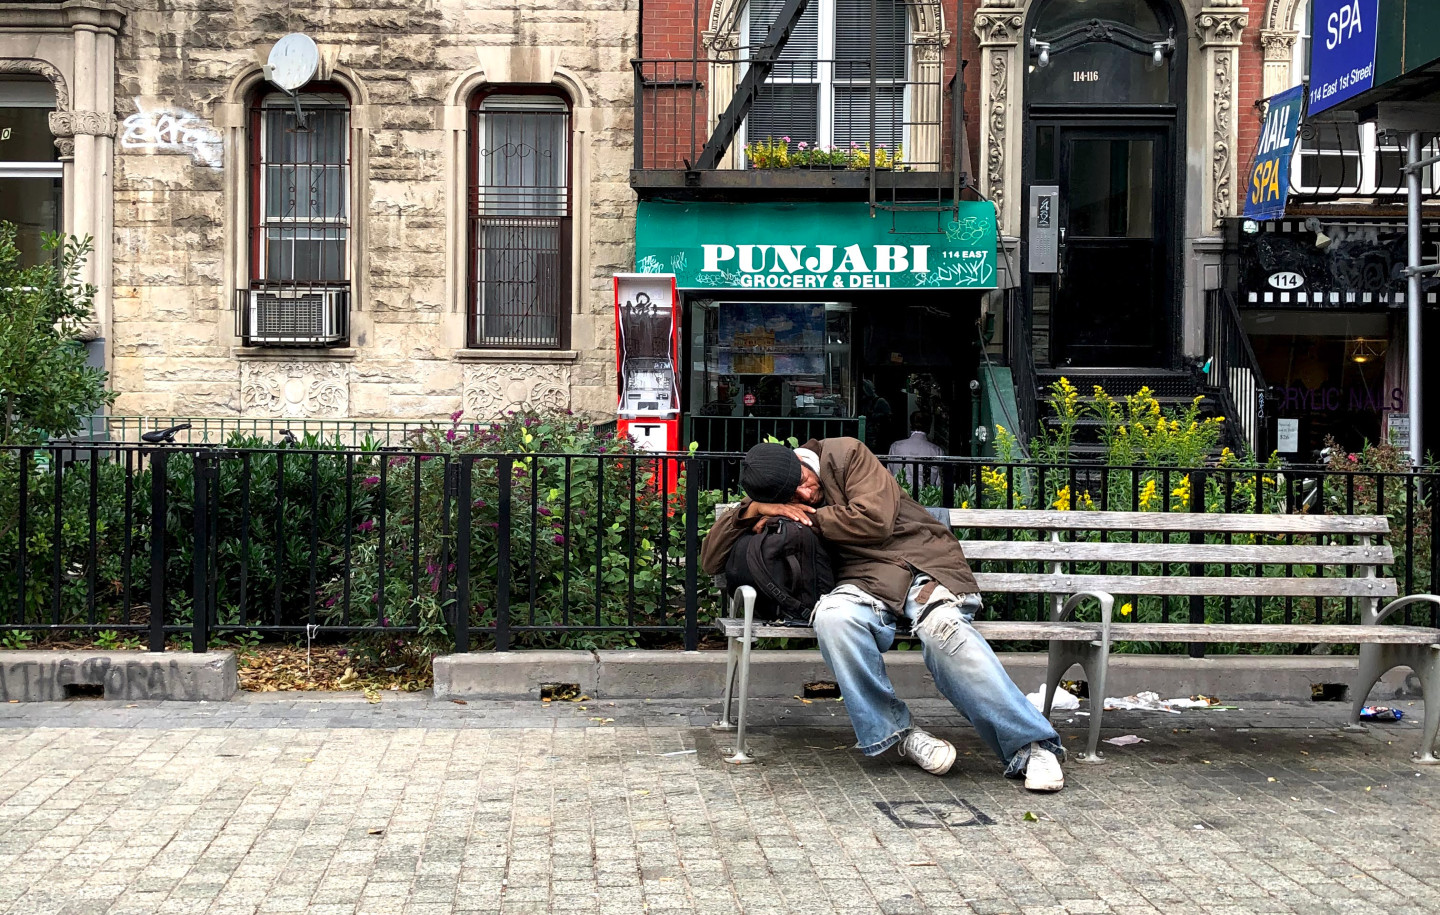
[469, 92, 571, 349]
[741, 0, 907, 160]
[241, 88, 352, 346]
[250, 91, 350, 284]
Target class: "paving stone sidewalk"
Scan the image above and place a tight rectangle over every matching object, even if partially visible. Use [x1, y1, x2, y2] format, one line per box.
[1, 694, 1438, 915]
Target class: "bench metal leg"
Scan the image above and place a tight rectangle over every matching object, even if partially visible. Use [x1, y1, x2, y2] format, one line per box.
[726, 587, 757, 764]
[713, 634, 738, 730]
[1047, 590, 1114, 765]
[1350, 643, 1440, 764]
[1045, 640, 1107, 764]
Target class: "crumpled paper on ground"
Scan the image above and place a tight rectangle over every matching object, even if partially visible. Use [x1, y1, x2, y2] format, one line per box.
[1103, 691, 1225, 713]
[1026, 684, 1080, 712]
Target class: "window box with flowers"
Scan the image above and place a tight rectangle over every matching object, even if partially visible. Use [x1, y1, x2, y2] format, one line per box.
[744, 136, 905, 171]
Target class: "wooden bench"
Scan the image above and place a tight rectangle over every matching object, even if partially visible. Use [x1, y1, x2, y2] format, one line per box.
[712, 507, 1440, 765]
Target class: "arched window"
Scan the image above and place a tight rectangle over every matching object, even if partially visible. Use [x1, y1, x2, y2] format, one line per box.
[242, 85, 352, 346]
[1026, 0, 1177, 106]
[467, 89, 572, 349]
[740, 0, 907, 158]
[0, 77, 62, 266]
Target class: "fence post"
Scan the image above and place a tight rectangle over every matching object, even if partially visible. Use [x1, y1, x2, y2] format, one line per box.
[454, 457, 472, 654]
[192, 452, 210, 653]
[148, 450, 168, 652]
[496, 455, 512, 652]
[684, 458, 700, 651]
[1188, 468, 1206, 659]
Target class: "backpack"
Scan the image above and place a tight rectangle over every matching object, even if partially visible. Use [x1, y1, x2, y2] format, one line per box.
[724, 517, 837, 622]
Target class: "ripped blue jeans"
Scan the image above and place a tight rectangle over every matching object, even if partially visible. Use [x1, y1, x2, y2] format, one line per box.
[812, 575, 1063, 777]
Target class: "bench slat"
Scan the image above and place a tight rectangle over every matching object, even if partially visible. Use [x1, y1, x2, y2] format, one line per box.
[713, 619, 1104, 641]
[948, 509, 1390, 535]
[971, 572, 1398, 598]
[959, 541, 1393, 565]
[713, 619, 1440, 644]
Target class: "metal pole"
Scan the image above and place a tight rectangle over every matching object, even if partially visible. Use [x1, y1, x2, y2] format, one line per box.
[1408, 131, 1424, 466]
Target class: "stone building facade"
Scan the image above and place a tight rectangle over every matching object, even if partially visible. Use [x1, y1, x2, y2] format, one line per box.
[1, 0, 637, 424]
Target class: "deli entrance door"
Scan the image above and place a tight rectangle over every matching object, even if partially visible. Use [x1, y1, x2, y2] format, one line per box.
[1042, 125, 1171, 367]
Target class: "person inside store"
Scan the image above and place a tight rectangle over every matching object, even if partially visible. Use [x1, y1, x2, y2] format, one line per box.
[699, 439, 1066, 791]
[887, 411, 944, 488]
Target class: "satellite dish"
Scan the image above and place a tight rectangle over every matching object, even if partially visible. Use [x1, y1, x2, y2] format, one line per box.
[265, 33, 319, 93]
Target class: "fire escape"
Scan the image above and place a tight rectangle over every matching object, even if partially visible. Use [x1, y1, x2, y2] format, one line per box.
[631, 0, 971, 221]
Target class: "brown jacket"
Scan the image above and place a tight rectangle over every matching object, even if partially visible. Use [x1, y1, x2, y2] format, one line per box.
[699, 437, 977, 610]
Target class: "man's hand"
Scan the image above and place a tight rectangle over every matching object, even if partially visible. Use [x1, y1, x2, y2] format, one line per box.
[743, 500, 816, 531]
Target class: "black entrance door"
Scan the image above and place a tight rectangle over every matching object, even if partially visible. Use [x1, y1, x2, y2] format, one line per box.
[1050, 125, 1170, 367]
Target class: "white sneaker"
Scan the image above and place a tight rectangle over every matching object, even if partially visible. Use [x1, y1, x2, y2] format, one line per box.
[898, 728, 956, 776]
[1023, 742, 1064, 792]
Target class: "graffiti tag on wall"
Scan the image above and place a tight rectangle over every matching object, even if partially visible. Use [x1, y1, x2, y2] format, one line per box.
[120, 98, 222, 168]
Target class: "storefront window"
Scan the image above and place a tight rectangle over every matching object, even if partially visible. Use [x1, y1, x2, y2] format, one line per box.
[690, 301, 854, 417]
[0, 79, 63, 266]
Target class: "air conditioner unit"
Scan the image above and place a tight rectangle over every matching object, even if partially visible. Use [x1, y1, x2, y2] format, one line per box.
[246, 287, 347, 345]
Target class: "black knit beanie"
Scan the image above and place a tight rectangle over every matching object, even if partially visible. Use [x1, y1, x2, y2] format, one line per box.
[740, 443, 803, 503]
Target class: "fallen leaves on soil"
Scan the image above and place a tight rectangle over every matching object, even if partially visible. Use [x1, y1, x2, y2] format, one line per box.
[238, 645, 430, 693]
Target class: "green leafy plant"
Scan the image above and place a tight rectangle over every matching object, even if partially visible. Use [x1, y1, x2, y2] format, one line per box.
[0, 224, 117, 446]
[1, 630, 33, 650]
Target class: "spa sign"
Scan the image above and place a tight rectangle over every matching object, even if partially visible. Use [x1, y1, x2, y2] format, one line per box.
[635, 201, 998, 290]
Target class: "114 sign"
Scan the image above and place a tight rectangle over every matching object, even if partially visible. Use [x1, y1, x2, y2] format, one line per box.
[1244, 85, 1305, 221]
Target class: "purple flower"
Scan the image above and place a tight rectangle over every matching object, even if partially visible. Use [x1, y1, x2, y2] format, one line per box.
[450, 409, 464, 422]
[418, 455, 434, 462]
[362, 475, 380, 487]
[537, 506, 552, 517]
[336, 648, 347, 658]
[388, 456, 410, 467]
[357, 520, 375, 533]
[473, 499, 487, 509]
[553, 534, 567, 546]
[446, 429, 457, 443]
[489, 522, 500, 529]
[324, 596, 336, 608]
[426, 561, 438, 574]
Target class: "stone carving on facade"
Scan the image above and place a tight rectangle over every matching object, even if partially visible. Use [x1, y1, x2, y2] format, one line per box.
[1196, 11, 1249, 47]
[0, 58, 70, 108]
[463, 364, 571, 419]
[240, 362, 350, 418]
[47, 109, 118, 159]
[1260, 30, 1298, 59]
[973, 11, 1023, 46]
[985, 51, 1010, 225]
[1210, 52, 1234, 230]
[1262, 0, 1307, 30]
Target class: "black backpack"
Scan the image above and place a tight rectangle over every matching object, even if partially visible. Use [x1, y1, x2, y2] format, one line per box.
[724, 517, 837, 622]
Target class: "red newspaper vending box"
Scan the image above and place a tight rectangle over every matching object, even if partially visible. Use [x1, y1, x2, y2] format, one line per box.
[614, 274, 681, 490]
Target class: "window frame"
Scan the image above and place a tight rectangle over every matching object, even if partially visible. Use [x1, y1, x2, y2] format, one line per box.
[465, 86, 574, 350]
[246, 85, 353, 286]
[0, 79, 64, 266]
[737, 0, 910, 160]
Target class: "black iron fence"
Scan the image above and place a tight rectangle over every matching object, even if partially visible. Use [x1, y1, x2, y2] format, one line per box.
[0, 445, 1434, 652]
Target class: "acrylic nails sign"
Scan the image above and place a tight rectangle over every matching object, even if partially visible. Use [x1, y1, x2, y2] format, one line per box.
[635, 201, 998, 290]
[1307, 0, 1380, 116]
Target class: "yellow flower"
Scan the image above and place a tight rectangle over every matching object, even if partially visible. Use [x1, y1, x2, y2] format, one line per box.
[1120, 602, 1133, 617]
[1139, 479, 1159, 511]
[961, 500, 970, 510]
[1218, 447, 1234, 466]
[1077, 491, 1095, 511]
[1053, 485, 1072, 512]
[1171, 474, 1191, 507]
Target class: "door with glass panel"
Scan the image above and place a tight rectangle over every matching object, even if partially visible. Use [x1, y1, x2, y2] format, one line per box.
[1047, 126, 1170, 367]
